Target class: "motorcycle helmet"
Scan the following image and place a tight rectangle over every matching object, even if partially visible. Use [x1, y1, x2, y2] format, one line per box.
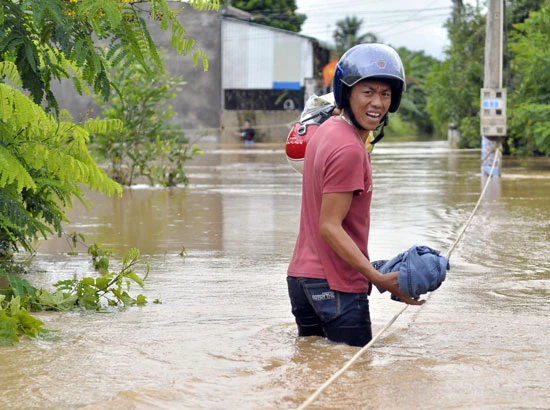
[333, 43, 406, 113]
[285, 102, 335, 174]
[286, 122, 319, 174]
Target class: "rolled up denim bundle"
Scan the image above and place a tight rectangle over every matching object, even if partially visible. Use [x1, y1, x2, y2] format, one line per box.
[373, 245, 449, 300]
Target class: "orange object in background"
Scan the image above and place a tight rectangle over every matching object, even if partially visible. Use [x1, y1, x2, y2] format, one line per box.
[322, 59, 339, 88]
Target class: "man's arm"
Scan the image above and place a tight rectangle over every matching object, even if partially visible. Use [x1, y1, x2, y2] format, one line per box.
[319, 192, 423, 305]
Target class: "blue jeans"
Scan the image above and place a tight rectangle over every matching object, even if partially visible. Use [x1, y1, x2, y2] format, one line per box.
[286, 276, 372, 347]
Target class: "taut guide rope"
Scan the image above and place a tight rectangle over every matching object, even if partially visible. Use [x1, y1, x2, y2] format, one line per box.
[296, 148, 502, 410]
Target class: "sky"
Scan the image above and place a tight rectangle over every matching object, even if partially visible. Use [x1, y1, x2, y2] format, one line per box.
[296, 0, 476, 60]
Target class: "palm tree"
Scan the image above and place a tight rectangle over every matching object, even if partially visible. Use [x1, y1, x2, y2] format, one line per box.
[333, 16, 379, 56]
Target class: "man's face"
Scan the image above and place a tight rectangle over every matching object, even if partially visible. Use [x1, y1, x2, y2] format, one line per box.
[349, 79, 392, 131]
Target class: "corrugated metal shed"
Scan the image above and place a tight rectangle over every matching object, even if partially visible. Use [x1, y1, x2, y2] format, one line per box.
[222, 18, 314, 91]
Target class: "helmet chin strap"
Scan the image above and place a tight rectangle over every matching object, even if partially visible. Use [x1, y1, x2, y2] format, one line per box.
[371, 114, 389, 146]
[346, 109, 389, 146]
[345, 107, 367, 132]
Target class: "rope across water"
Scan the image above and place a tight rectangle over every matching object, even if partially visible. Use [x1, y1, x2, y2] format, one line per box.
[296, 149, 502, 410]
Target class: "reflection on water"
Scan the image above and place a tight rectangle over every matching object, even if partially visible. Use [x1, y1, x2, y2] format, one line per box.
[1, 141, 549, 410]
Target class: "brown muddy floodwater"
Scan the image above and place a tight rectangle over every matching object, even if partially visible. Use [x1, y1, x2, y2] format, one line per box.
[1, 141, 549, 410]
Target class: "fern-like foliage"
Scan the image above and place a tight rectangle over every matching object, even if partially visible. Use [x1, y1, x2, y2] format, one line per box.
[0, 83, 122, 255]
[0, 61, 21, 86]
[0, 187, 52, 252]
[0, 0, 219, 110]
[0, 0, 219, 256]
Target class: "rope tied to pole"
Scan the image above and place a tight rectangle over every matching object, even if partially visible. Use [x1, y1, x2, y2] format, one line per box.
[295, 148, 502, 410]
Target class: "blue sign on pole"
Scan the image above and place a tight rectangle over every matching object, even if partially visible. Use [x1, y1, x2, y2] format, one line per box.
[482, 99, 501, 109]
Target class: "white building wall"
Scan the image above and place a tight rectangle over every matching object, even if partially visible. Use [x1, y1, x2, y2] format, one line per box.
[301, 39, 314, 81]
[222, 19, 313, 90]
[248, 27, 274, 89]
[273, 34, 301, 88]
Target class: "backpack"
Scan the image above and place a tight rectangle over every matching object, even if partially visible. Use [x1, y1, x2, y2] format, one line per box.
[285, 94, 335, 174]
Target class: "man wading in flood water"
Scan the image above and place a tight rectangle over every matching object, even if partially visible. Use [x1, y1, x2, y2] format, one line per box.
[287, 44, 424, 347]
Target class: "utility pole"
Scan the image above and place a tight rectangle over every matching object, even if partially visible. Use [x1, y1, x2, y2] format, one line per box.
[480, 0, 506, 176]
[452, 0, 463, 23]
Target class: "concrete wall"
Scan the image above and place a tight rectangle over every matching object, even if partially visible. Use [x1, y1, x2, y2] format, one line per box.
[150, 7, 222, 140]
[51, 5, 223, 141]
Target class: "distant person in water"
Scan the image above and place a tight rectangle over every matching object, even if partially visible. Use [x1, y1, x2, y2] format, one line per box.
[234, 119, 255, 147]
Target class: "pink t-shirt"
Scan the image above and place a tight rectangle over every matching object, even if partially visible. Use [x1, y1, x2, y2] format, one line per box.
[287, 116, 373, 293]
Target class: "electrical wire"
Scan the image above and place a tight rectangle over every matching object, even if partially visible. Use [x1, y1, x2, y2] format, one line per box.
[220, 1, 453, 44]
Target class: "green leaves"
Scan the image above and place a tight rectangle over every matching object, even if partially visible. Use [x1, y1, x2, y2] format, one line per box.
[0, 0, 199, 344]
[52, 246, 150, 309]
[1, 0, 218, 110]
[394, 47, 439, 137]
[1, 0, 220, 255]
[91, 52, 202, 187]
[424, 3, 485, 146]
[0, 82, 122, 254]
[229, 0, 304, 33]
[507, 3, 550, 155]
[0, 61, 21, 86]
[0, 296, 46, 346]
[7, 274, 36, 299]
[333, 16, 378, 56]
[35, 288, 78, 311]
[0, 245, 152, 344]
[425, 1, 550, 153]
[0, 308, 20, 345]
[0, 145, 36, 193]
[78, 0, 123, 31]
